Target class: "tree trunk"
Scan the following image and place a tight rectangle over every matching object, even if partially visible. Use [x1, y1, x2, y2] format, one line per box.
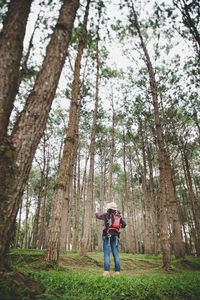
[23, 185, 30, 249]
[60, 135, 77, 253]
[32, 169, 45, 249]
[14, 198, 23, 248]
[80, 24, 99, 255]
[122, 131, 135, 253]
[180, 138, 200, 255]
[38, 170, 49, 250]
[72, 148, 81, 250]
[147, 145, 159, 255]
[107, 92, 115, 203]
[160, 93, 185, 258]
[0, 0, 32, 138]
[59, 189, 70, 253]
[138, 118, 153, 254]
[0, 0, 79, 262]
[128, 153, 138, 253]
[45, 0, 90, 262]
[131, 3, 171, 266]
[96, 147, 106, 251]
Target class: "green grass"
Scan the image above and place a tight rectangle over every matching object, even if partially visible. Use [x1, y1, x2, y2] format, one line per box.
[1, 249, 200, 300]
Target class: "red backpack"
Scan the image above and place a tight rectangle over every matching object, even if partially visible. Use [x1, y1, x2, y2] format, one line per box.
[106, 210, 122, 235]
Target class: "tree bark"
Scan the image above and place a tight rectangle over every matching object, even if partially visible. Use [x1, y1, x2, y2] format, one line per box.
[0, 0, 79, 262]
[80, 23, 99, 255]
[0, 0, 32, 138]
[45, 0, 90, 262]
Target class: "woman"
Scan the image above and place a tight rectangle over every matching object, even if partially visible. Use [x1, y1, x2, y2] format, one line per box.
[95, 202, 127, 276]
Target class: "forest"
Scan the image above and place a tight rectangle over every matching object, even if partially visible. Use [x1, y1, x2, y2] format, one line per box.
[0, 0, 200, 299]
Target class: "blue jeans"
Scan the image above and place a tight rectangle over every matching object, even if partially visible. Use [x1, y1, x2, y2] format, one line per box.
[103, 236, 120, 272]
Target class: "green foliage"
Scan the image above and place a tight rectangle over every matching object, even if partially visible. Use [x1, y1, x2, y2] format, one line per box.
[14, 270, 200, 300]
[0, 274, 32, 300]
[3, 250, 200, 300]
[172, 256, 200, 271]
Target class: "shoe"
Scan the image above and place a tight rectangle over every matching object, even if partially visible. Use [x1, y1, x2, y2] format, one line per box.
[103, 271, 110, 276]
[114, 272, 120, 275]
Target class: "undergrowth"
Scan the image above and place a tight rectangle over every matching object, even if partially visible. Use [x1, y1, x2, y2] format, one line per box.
[26, 270, 200, 300]
[0, 249, 200, 300]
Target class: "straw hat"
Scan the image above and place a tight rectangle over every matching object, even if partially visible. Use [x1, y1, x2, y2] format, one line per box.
[107, 202, 117, 210]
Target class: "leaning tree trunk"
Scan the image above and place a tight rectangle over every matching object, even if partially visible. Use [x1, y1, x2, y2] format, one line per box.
[0, 0, 79, 262]
[45, 0, 90, 262]
[131, 3, 171, 266]
[0, 0, 32, 138]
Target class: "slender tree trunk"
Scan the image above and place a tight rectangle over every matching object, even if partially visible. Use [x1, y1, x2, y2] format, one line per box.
[180, 138, 200, 255]
[59, 189, 70, 253]
[71, 101, 82, 250]
[14, 197, 23, 248]
[122, 131, 135, 253]
[59, 141, 76, 253]
[38, 171, 49, 250]
[23, 185, 30, 249]
[160, 93, 185, 258]
[0, 0, 79, 262]
[45, 0, 89, 262]
[32, 170, 45, 249]
[138, 119, 153, 254]
[131, 133, 150, 254]
[80, 25, 99, 255]
[107, 92, 115, 203]
[0, 0, 32, 138]
[80, 153, 89, 241]
[147, 145, 159, 255]
[72, 148, 81, 250]
[96, 148, 106, 251]
[131, 2, 171, 266]
[129, 153, 138, 253]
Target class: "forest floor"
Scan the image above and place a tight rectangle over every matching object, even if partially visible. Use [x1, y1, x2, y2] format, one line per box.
[1, 249, 200, 299]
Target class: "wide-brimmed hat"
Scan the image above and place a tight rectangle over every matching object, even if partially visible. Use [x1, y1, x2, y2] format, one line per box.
[107, 202, 117, 210]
